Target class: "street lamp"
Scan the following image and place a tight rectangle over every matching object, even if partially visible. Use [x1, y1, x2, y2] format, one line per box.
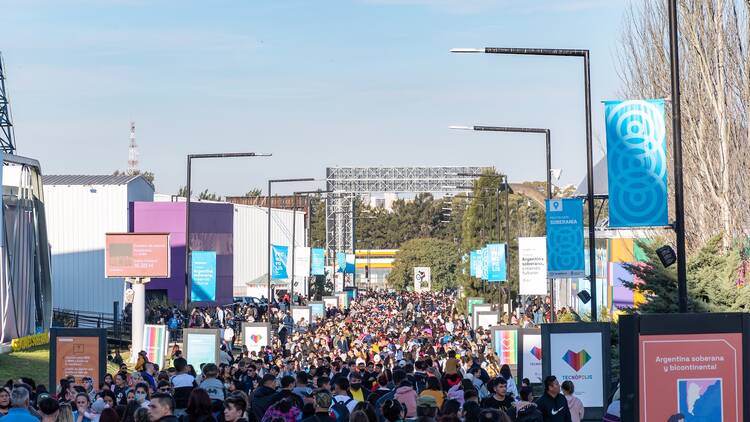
[185, 152, 272, 308]
[451, 47, 599, 321]
[291, 189, 334, 300]
[267, 178, 316, 302]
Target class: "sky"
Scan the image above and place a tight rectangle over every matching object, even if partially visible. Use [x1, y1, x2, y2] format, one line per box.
[1, 0, 632, 196]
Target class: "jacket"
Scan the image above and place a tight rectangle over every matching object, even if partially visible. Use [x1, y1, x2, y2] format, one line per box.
[394, 386, 418, 418]
[564, 395, 584, 422]
[250, 386, 278, 422]
[535, 393, 572, 422]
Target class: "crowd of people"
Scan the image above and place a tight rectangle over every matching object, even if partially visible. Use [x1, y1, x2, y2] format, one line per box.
[1, 291, 611, 422]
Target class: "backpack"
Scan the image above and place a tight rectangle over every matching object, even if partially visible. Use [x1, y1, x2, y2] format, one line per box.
[330, 397, 353, 422]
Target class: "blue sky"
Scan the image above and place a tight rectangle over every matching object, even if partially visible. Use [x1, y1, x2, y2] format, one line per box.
[2, 0, 631, 195]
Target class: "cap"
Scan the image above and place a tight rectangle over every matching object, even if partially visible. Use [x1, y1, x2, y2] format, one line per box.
[417, 396, 438, 408]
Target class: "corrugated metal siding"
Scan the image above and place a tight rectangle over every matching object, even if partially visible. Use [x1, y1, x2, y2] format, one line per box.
[43, 181, 154, 314]
[233, 205, 305, 296]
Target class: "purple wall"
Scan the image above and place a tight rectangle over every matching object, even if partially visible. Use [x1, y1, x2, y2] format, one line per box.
[130, 201, 234, 306]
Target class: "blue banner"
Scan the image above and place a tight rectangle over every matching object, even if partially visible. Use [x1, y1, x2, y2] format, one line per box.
[191, 251, 217, 301]
[470, 250, 479, 277]
[546, 199, 585, 278]
[271, 245, 289, 279]
[345, 253, 355, 274]
[486, 243, 507, 282]
[336, 252, 346, 273]
[481, 247, 489, 280]
[605, 99, 668, 227]
[311, 248, 325, 275]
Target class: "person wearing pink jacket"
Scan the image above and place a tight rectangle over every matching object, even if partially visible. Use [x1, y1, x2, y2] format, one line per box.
[561, 381, 585, 422]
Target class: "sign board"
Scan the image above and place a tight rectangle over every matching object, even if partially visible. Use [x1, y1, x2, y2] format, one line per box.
[143, 325, 169, 370]
[191, 251, 217, 302]
[322, 296, 337, 310]
[311, 248, 325, 275]
[291, 306, 312, 325]
[472, 304, 493, 329]
[546, 199, 585, 278]
[619, 313, 750, 422]
[475, 311, 499, 330]
[518, 237, 547, 295]
[466, 297, 485, 317]
[242, 323, 270, 353]
[50, 328, 106, 387]
[337, 292, 348, 309]
[105, 233, 170, 278]
[491, 326, 519, 366]
[294, 246, 311, 278]
[521, 331, 543, 383]
[543, 322, 610, 420]
[310, 302, 325, 320]
[413, 267, 431, 292]
[183, 329, 220, 369]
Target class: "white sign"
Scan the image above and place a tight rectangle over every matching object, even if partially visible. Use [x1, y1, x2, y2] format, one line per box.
[522, 333, 543, 383]
[413, 267, 431, 292]
[294, 247, 311, 278]
[291, 306, 312, 325]
[243, 324, 270, 353]
[475, 311, 498, 329]
[472, 304, 493, 329]
[322, 296, 337, 310]
[549, 332, 604, 407]
[519, 237, 548, 295]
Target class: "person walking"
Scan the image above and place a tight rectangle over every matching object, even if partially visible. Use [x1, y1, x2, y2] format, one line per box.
[535, 377, 571, 422]
[560, 382, 583, 422]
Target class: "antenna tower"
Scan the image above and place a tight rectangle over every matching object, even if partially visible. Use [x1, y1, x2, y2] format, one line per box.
[0, 52, 17, 154]
[127, 121, 138, 174]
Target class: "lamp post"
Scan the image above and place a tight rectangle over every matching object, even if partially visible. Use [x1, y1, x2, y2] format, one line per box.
[668, 0, 688, 312]
[267, 178, 316, 302]
[291, 189, 333, 301]
[451, 47, 598, 321]
[451, 125, 554, 320]
[184, 152, 271, 308]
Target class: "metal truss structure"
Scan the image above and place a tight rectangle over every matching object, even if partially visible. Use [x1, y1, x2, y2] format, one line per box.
[325, 166, 493, 254]
[0, 53, 17, 154]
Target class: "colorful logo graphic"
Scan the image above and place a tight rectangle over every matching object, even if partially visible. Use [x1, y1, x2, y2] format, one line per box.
[250, 334, 263, 344]
[530, 346, 542, 361]
[562, 349, 591, 372]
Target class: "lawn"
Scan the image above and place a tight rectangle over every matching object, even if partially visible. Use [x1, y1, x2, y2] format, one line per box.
[0, 346, 129, 387]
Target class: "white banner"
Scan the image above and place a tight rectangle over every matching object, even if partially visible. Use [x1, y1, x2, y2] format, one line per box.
[522, 333, 542, 383]
[472, 304, 493, 329]
[291, 306, 312, 325]
[294, 247, 311, 278]
[519, 237, 548, 295]
[413, 267, 431, 292]
[475, 312, 498, 329]
[550, 332, 604, 407]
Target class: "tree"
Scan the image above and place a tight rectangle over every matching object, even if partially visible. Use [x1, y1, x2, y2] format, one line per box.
[388, 238, 461, 291]
[112, 169, 155, 185]
[309, 196, 327, 249]
[176, 186, 221, 201]
[244, 188, 262, 197]
[620, 0, 750, 249]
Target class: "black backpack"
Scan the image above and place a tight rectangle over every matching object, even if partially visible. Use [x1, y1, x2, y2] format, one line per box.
[330, 397, 353, 422]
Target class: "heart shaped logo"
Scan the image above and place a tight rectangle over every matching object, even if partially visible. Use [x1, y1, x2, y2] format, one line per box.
[501, 338, 513, 350]
[530, 346, 542, 361]
[562, 349, 591, 372]
[250, 334, 263, 344]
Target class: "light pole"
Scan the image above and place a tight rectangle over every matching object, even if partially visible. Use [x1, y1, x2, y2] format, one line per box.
[291, 189, 333, 301]
[184, 152, 271, 309]
[451, 125, 555, 320]
[668, 0, 688, 312]
[267, 178, 316, 302]
[452, 47, 598, 321]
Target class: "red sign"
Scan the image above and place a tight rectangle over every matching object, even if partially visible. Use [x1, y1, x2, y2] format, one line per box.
[105, 233, 170, 278]
[639, 333, 743, 421]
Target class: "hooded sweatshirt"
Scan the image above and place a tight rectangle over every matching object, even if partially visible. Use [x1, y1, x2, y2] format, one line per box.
[535, 393, 572, 422]
[508, 401, 543, 422]
[394, 385, 418, 418]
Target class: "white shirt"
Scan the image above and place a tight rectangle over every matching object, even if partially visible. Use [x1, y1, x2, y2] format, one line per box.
[171, 373, 195, 388]
[331, 394, 358, 413]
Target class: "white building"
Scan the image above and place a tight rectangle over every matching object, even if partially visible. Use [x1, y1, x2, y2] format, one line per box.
[42, 175, 154, 314]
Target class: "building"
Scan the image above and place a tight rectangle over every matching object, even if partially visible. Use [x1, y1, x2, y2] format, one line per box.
[354, 249, 398, 290]
[42, 174, 154, 314]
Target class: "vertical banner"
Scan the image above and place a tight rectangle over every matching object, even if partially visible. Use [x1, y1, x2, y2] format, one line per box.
[336, 252, 346, 273]
[487, 243, 507, 282]
[470, 250, 478, 277]
[271, 245, 289, 280]
[191, 251, 217, 302]
[605, 99, 668, 227]
[345, 253, 356, 273]
[242, 323, 270, 353]
[414, 267, 431, 292]
[311, 248, 326, 275]
[518, 237, 548, 295]
[492, 328, 519, 366]
[142, 325, 168, 370]
[337, 292, 348, 309]
[294, 247, 311, 278]
[546, 199, 585, 278]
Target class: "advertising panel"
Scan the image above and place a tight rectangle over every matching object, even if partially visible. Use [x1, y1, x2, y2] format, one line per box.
[311, 248, 326, 275]
[639, 333, 743, 421]
[191, 251, 217, 302]
[183, 329, 220, 369]
[546, 199, 585, 278]
[475, 311, 498, 329]
[310, 302, 325, 320]
[143, 325, 169, 370]
[550, 332, 604, 407]
[466, 297, 485, 316]
[492, 328, 519, 366]
[522, 333, 543, 383]
[322, 296, 338, 310]
[414, 267, 431, 292]
[605, 99, 668, 228]
[242, 323, 270, 353]
[518, 237, 548, 295]
[472, 304, 493, 329]
[486, 243, 507, 282]
[291, 306, 312, 325]
[105, 233, 170, 278]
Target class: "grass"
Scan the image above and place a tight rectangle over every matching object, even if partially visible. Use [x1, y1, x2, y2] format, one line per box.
[0, 346, 130, 386]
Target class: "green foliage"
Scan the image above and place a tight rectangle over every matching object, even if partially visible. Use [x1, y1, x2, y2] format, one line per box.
[388, 238, 461, 291]
[309, 196, 326, 249]
[623, 235, 749, 314]
[308, 274, 333, 300]
[176, 186, 221, 201]
[244, 188, 262, 197]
